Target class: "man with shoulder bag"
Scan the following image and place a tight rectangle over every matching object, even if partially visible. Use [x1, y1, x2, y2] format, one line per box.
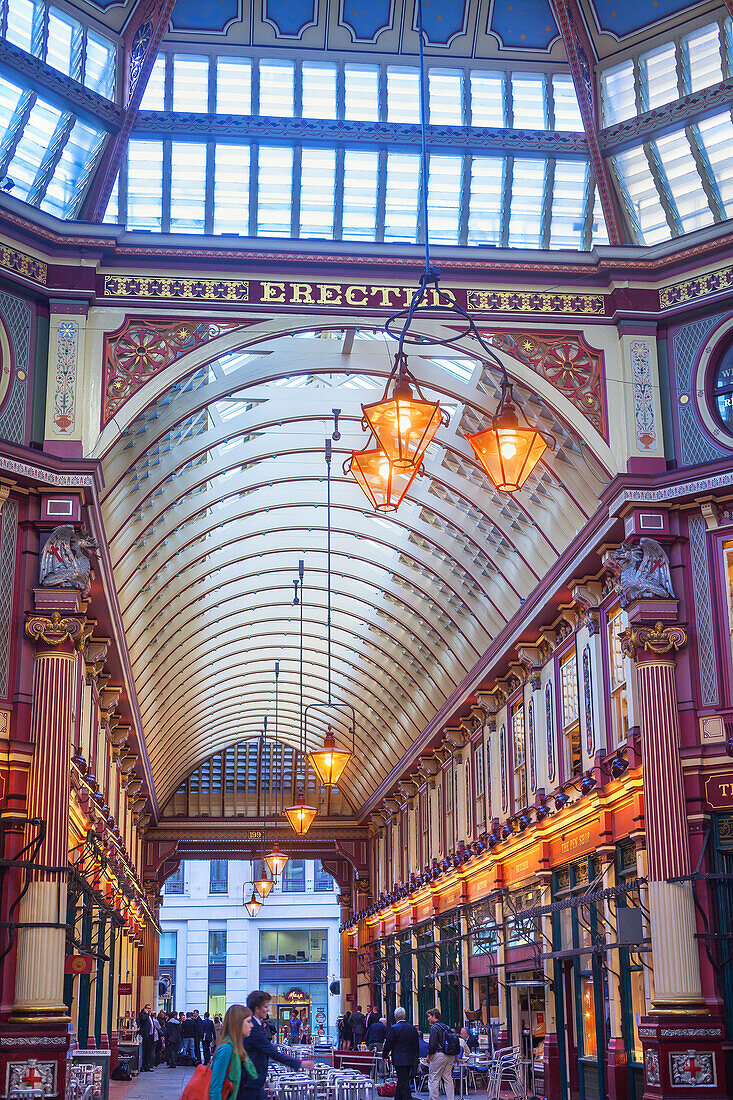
[426, 1008, 458, 1100]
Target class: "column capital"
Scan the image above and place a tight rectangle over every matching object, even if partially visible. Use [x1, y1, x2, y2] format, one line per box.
[25, 610, 89, 650]
[620, 620, 687, 661]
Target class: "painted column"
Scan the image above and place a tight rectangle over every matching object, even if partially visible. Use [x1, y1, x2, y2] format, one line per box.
[11, 593, 86, 1024]
[139, 912, 159, 1013]
[43, 301, 89, 460]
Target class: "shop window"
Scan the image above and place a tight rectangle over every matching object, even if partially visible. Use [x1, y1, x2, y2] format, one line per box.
[512, 699, 527, 810]
[607, 606, 629, 744]
[436, 785, 443, 853]
[159, 931, 177, 964]
[260, 930, 277, 962]
[582, 977, 597, 1057]
[465, 761, 472, 834]
[712, 344, 733, 433]
[208, 929, 227, 1016]
[560, 649, 582, 778]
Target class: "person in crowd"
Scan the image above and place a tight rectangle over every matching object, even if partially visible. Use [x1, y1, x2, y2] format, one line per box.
[165, 1012, 182, 1068]
[301, 1019, 311, 1045]
[366, 1016, 388, 1050]
[150, 1012, 163, 1066]
[193, 1008, 204, 1064]
[288, 1009, 302, 1045]
[240, 990, 314, 1100]
[382, 1007, 420, 1100]
[181, 1012, 196, 1060]
[209, 1004, 255, 1100]
[136, 1003, 156, 1072]
[214, 1014, 224, 1048]
[156, 1010, 167, 1064]
[365, 1005, 380, 1034]
[202, 1011, 216, 1064]
[464, 1028, 479, 1054]
[341, 1011, 353, 1050]
[426, 1008, 455, 1100]
[350, 1005, 366, 1049]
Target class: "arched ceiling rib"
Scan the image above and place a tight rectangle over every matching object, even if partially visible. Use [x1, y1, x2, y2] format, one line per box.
[99, 328, 615, 811]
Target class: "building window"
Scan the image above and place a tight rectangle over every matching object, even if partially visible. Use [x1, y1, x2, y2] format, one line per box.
[712, 343, 733, 433]
[165, 864, 184, 894]
[560, 649, 582, 779]
[607, 607, 629, 744]
[512, 699, 527, 810]
[209, 860, 228, 894]
[314, 861, 334, 892]
[260, 929, 327, 964]
[281, 859, 306, 892]
[208, 929, 226, 1017]
[159, 931, 177, 1013]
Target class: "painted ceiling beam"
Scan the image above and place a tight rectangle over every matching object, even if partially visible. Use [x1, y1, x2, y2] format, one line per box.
[82, 0, 178, 223]
[549, 0, 624, 246]
[600, 78, 733, 154]
[133, 112, 589, 157]
[0, 45, 122, 131]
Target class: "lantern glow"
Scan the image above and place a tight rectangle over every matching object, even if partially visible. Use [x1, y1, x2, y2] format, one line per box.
[308, 726, 351, 787]
[345, 447, 421, 512]
[361, 357, 444, 471]
[284, 790, 318, 836]
[264, 842, 289, 877]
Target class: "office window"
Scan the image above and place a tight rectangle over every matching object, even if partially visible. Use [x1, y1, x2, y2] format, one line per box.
[310, 930, 327, 963]
[560, 649, 582, 778]
[159, 931, 177, 964]
[314, 861, 334, 892]
[281, 859, 306, 892]
[209, 860, 228, 894]
[208, 930, 226, 1017]
[165, 864, 184, 894]
[607, 607, 629, 744]
[512, 699, 527, 809]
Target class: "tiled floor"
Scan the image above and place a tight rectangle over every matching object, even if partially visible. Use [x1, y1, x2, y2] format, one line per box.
[109, 1065, 195, 1100]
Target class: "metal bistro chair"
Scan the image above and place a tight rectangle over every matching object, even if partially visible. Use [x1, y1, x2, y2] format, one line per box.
[278, 1080, 319, 1100]
[336, 1077, 376, 1100]
[486, 1048, 525, 1100]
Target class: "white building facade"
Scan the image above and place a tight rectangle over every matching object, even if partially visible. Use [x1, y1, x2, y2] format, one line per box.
[159, 859, 341, 1040]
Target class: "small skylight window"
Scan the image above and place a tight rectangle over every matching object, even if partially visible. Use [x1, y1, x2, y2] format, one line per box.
[431, 358, 474, 383]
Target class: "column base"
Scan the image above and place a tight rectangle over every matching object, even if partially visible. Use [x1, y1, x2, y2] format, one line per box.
[542, 1032, 562, 1100]
[605, 1036, 629, 1100]
[0, 1026, 70, 1099]
[640, 1013, 727, 1100]
[8, 1006, 72, 1025]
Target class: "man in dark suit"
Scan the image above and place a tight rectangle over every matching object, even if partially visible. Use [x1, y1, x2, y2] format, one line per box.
[192, 1008, 204, 1064]
[383, 1007, 420, 1100]
[350, 1006, 366, 1049]
[240, 990, 314, 1100]
[136, 1004, 155, 1072]
[366, 1016, 388, 1049]
[365, 1005, 380, 1034]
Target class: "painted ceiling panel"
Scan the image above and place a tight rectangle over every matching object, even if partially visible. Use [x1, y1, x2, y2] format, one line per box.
[171, 0, 241, 32]
[419, 0, 470, 46]
[263, 0, 319, 37]
[489, 0, 560, 50]
[587, 0, 698, 39]
[339, 0, 393, 42]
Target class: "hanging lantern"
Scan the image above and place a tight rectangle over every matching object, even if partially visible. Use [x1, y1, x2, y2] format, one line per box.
[264, 841, 289, 877]
[284, 790, 318, 836]
[361, 354, 445, 471]
[344, 447, 421, 512]
[467, 384, 549, 492]
[308, 726, 351, 787]
[253, 864, 276, 898]
[244, 888, 263, 917]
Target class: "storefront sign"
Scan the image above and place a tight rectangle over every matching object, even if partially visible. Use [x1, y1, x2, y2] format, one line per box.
[284, 987, 309, 1003]
[118, 983, 133, 996]
[65, 954, 94, 975]
[704, 773, 733, 809]
[502, 844, 540, 884]
[549, 821, 601, 865]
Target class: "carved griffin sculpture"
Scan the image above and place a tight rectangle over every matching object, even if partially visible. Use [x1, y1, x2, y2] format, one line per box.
[39, 525, 98, 598]
[606, 538, 675, 607]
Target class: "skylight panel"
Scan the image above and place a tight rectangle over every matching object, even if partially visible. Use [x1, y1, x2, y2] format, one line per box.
[427, 154, 462, 245]
[639, 42, 678, 112]
[653, 130, 713, 233]
[259, 60, 295, 117]
[695, 112, 733, 217]
[300, 147, 336, 238]
[219, 352, 254, 375]
[41, 118, 103, 218]
[6, 0, 42, 56]
[85, 30, 116, 100]
[342, 149, 379, 241]
[600, 61, 635, 126]
[141, 55, 165, 110]
[127, 138, 164, 231]
[170, 142, 206, 233]
[590, 186, 609, 246]
[47, 10, 81, 79]
[216, 58, 252, 115]
[552, 75, 582, 130]
[214, 143, 250, 234]
[257, 145, 293, 236]
[302, 62, 337, 120]
[511, 74, 547, 130]
[431, 358, 474, 383]
[508, 158, 545, 247]
[384, 152, 420, 242]
[429, 69, 463, 125]
[682, 23, 723, 93]
[103, 172, 119, 224]
[549, 160, 587, 249]
[611, 146, 670, 244]
[470, 72, 505, 127]
[344, 65, 379, 121]
[7, 98, 64, 199]
[387, 67, 420, 123]
[173, 55, 209, 113]
[0, 76, 25, 143]
[467, 156, 503, 245]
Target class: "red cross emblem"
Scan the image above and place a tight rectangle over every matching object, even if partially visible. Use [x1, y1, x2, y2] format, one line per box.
[683, 1057, 700, 1079]
[21, 1066, 44, 1087]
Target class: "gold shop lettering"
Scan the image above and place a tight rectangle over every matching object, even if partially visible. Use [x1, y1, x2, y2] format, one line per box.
[560, 830, 591, 855]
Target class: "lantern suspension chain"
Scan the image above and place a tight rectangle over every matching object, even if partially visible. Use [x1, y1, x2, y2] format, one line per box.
[325, 437, 333, 706]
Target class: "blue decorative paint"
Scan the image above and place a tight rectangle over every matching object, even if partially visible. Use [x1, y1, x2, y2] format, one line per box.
[583, 644, 594, 755]
[588, 0, 695, 39]
[263, 0, 318, 37]
[419, 0, 468, 46]
[171, 0, 240, 32]
[339, 0, 392, 42]
[545, 681, 555, 783]
[528, 697, 536, 793]
[500, 724, 507, 813]
[489, 0, 559, 50]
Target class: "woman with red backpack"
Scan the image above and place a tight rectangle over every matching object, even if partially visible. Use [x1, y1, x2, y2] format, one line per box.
[181, 1004, 256, 1100]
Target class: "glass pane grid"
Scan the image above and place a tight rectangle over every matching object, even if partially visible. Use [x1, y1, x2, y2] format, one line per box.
[41, 117, 103, 217]
[170, 141, 206, 233]
[302, 61, 337, 120]
[342, 149, 378, 240]
[612, 145, 671, 244]
[257, 145, 293, 235]
[653, 128, 713, 233]
[508, 157, 545, 247]
[216, 57, 252, 115]
[173, 54, 210, 113]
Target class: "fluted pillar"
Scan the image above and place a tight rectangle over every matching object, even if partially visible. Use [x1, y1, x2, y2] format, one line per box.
[10, 597, 85, 1024]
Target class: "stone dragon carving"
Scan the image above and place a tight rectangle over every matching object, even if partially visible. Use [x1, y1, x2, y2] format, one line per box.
[39, 525, 98, 598]
[606, 538, 675, 607]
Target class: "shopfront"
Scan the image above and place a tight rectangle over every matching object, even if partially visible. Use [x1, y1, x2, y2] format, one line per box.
[259, 929, 329, 1038]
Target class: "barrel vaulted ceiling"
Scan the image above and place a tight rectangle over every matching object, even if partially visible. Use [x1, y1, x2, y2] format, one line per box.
[96, 324, 616, 813]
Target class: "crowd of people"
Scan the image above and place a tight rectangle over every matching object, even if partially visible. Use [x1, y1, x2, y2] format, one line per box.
[136, 1004, 221, 1069]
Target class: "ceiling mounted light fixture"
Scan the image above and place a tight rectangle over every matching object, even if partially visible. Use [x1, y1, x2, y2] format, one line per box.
[308, 726, 351, 788]
[243, 886, 263, 917]
[467, 378, 551, 492]
[361, 352, 447, 472]
[264, 842, 289, 877]
[284, 558, 318, 835]
[253, 863, 275, 898]
[284, 789, 318, 835]
[343, 446, 422, 512]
